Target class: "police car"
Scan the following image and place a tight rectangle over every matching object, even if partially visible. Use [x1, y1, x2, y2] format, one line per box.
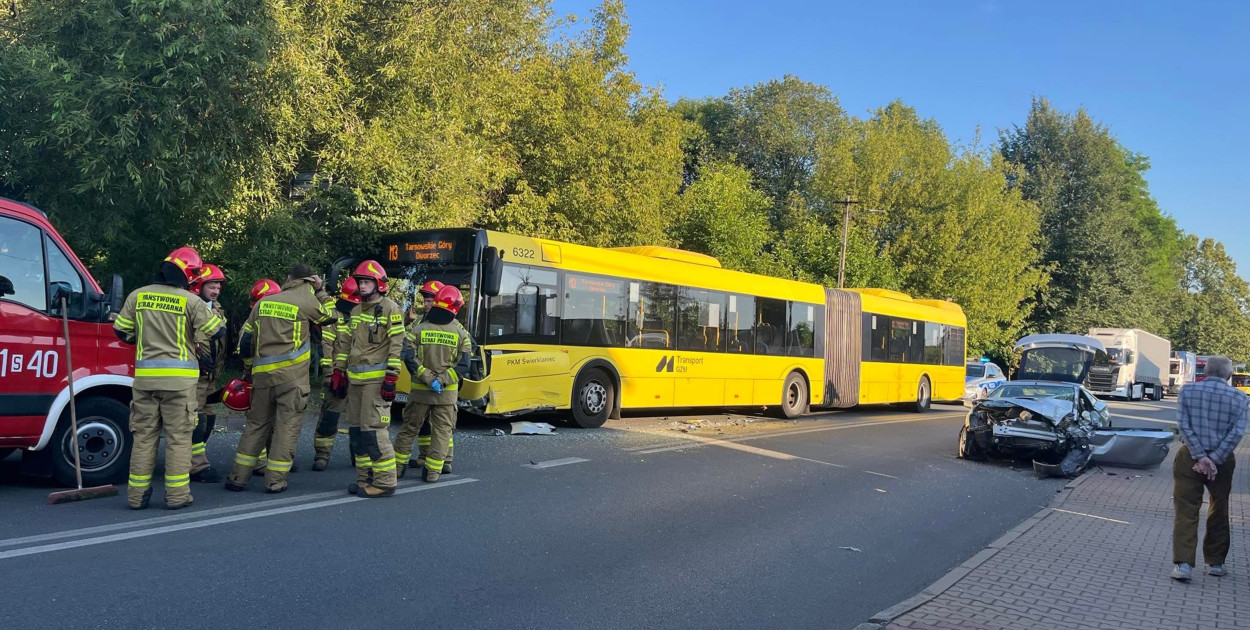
[964, 360, 1006, 402]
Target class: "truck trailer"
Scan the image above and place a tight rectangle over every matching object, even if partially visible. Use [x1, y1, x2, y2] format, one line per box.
[1085, 328, 1171, 401]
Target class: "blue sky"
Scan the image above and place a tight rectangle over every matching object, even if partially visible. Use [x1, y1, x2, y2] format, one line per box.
[552, 0, 1250, 274]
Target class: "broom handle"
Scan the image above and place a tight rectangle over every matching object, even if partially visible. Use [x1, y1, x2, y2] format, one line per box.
[61, 296, 84, 491]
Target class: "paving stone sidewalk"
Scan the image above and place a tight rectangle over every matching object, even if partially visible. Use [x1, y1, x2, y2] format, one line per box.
[860, 442, 1250, 630]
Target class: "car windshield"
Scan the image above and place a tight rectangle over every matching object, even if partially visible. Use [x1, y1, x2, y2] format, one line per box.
[966, 364, 985, 378]
[989, 383, 1076, 401]
[1094, 349, 1126, 365]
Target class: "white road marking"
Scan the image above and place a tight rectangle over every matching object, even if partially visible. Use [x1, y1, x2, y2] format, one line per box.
[631, 415, 952, 455]
[862, 470, 899, 479]
[1109, 402, 1175, 412]
[1052, 508, 1130, 524]
[1, 488, 354, 549]
[523, 457, 589, 469]
[1112, 414, 1177, 425]
[0, 478, 478, 561]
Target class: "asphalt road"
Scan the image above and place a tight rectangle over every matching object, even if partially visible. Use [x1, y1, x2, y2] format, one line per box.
[0, 397, 1180, 630]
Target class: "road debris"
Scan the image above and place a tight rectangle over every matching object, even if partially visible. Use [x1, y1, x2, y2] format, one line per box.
[487, 428, 506, 436]
[510, 421, 557, 435]
[838, 546, 862, 553]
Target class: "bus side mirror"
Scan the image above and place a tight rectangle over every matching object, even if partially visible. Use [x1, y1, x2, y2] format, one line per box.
[482, 247, 503, 297]
[107, 274, 124, 315]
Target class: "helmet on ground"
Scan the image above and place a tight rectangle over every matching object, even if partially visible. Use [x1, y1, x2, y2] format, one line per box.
[164, 247, 203, 286]
[189, 264, 226, 295]
[250, 278, 280, 307]
[432, 285, 464, 315]
[222, 378, 253, 411]
[418, 280, 444, 297]
[338, 276, 361, 305]
[352, 260, 388, 293]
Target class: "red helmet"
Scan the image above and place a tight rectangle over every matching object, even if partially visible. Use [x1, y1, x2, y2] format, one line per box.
[338, 276, 361, 305]
[189, 264, 225, 295]
[432, 285, 464, 315]
[249, 278, 281, 307]
[352, 260, 388, 293]
[418, 280, 444, 297]
[222, 378, 253, 411]
[164, 247, 203, 286]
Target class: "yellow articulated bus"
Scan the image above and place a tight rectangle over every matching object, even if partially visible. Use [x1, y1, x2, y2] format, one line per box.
[376, 228, 966, 427]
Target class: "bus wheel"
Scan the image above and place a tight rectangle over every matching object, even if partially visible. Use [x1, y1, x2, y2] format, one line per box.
[50, 397, 132, 487]
[911, 377, 932, 413]
[571, 368, 614, 429]
[775, 372, 808, 419]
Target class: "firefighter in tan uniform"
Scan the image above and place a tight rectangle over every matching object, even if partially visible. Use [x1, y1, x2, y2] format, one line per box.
[400, 280, 468, 471]
[113, 247, 226, 510]
[310, 276, 360, 471]
[396, 285, 472, 482]
[330, 260, 404, 497]
[189, 264, 227, 483]
[226, 264, 337, 493]
[245, 278, 282, 474]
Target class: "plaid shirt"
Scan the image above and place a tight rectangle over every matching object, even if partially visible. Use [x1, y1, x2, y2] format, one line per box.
[1177, 379, 1249, 464]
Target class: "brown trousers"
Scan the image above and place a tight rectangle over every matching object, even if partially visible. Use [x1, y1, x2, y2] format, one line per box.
[190, 378, 215, 474]
[127, 386, 197, 507]
[394, 402, 454, 468]
[1173, 445, 1236, 566]
[228, 380, 309, 491]
[347, 383, 397, 488]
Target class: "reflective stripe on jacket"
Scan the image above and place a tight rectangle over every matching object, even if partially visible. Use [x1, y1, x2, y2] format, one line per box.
[404, 320, 472, 405]
[335, 296, 404, 384]
[114, 284, 224, 391]
[239, 279, 336, 388]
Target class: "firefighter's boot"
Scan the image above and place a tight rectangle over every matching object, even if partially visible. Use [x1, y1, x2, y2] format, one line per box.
[312, 410, 339, 472]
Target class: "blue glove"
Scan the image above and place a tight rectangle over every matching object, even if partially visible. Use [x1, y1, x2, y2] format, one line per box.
[430, 379, 443, 394]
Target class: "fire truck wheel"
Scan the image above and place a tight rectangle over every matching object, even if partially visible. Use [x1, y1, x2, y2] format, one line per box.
[50, 397, 132, 487]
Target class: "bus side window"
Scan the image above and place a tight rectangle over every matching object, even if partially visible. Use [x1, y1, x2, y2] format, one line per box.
[865, 314, 889, 362]
[755, 298, 787, 356]
[943, 326, 966, 366]
[677, 288, 724, 353]
[629, 282, 676, 349]
[562, 273, 626, 347]
[726, 294, 754, 354]
[487, 263, 558, 342]
[923, 322, 944, 365]
[787, 301, 818, 358]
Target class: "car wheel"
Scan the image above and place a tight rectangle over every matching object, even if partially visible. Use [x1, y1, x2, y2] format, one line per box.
[957, 426, 984, 461]
[911, 376, 932, 413]
[50, 397, 131, 487]
[570, 368, 614, 428]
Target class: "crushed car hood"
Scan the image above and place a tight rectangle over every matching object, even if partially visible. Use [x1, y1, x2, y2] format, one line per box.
[974, 397, 1074, 425]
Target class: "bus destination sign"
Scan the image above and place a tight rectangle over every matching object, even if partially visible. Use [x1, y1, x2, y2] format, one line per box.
[382, 231, 478, 264]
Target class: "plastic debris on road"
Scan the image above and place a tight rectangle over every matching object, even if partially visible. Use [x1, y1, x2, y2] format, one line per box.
[839, 546, 863, 553]
[510, 421, 557, 435]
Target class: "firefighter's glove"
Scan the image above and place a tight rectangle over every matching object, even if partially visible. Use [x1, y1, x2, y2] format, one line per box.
[430, 379, 443, 394]
[381, 373, 398, 402]
[197, 348, 214, 375]
[331, 368, 348, 398]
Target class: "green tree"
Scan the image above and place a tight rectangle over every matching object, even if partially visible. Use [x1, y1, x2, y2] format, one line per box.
[999, 98, 1167, 334]
[671, 162, 776, 273]
[1172, 238, 1250, 362]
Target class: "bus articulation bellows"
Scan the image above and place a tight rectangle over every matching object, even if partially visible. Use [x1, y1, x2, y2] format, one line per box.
[376, 228, 967, 427]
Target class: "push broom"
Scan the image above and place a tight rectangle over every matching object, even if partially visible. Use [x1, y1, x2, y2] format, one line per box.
[48, 292, 118, 504]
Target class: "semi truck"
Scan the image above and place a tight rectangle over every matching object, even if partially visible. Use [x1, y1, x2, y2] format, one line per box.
[1168, 351, 1197, 396]
[0, 197, 134, 486]
[1084, 328, 1171, 401]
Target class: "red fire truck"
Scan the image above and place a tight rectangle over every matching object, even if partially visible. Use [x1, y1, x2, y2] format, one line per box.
[0, 196, 134, 486]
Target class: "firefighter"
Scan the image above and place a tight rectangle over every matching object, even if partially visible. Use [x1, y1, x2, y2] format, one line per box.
[396, 285, 472, 482]
[243, 277, 281, 474]
[310, 276, 360, 471]
[331, 260, 404, 497]
[188, 264, 228, 483]
[405, 279, 443, 324]
[401, 279, 470, 471]
[113, 247, 225, 510]
[226, 264, 336, 493]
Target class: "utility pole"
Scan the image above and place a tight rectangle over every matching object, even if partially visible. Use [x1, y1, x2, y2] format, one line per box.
[833, 195, 882, 289]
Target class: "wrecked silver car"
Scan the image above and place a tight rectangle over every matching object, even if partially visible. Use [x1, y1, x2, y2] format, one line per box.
[958, 334, 1174, 478]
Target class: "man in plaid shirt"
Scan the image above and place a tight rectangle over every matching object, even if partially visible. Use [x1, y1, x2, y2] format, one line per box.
[1172, 356, 1248, 582]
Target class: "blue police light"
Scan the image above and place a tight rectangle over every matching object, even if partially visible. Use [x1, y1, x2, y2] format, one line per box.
[979, 357, 991, 363]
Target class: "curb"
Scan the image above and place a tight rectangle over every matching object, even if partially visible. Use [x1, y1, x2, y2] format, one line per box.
[855, 472, 1092, 629]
